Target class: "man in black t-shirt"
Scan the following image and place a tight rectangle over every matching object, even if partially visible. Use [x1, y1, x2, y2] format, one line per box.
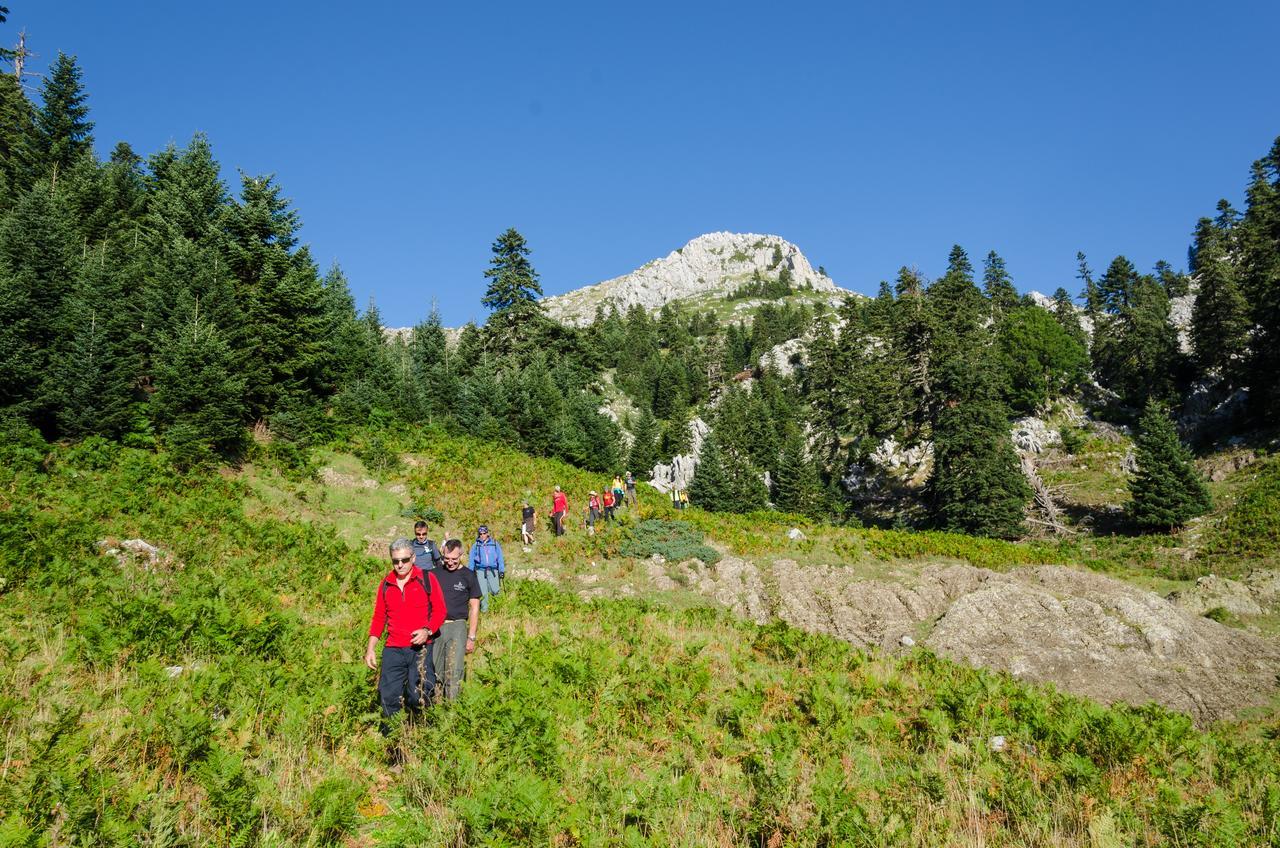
[431, 538, 482, 701]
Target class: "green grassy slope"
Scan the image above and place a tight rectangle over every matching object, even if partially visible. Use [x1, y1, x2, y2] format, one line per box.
[2, 436, 1279, 845]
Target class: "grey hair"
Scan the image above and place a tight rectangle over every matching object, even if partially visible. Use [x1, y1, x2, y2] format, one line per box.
[389, 538, 414, 556]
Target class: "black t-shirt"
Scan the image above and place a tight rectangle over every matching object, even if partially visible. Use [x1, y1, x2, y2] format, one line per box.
[437, 566, 482, 620]
[522, 506, 535, 522]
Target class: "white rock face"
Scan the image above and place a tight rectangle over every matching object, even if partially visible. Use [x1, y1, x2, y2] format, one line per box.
[760, 338, 807, 377]
[649, 417, 710, 493]
[1010, 417, 1062, 454]
[544, 232, 852, 326]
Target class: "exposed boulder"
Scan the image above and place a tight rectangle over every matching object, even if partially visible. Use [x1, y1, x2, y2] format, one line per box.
[685, 556, 1280, 723]
[1011, 417, 1062, 454]
[1167, 575, 1264, 617]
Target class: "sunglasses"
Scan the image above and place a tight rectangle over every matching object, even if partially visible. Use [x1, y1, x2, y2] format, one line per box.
[391, 556, 413, 565]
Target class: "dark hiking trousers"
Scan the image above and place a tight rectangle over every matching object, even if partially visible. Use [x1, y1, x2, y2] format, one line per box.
[379, 644, 435, 734]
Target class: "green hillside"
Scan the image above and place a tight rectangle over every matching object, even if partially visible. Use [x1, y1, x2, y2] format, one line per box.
[3, 434, 1279, 846]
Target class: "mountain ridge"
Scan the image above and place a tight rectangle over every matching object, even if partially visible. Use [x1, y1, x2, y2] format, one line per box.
[541, 231, 854, 325]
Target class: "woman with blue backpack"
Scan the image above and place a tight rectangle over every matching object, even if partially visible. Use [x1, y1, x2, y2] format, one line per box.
[468, 525, 505, 612]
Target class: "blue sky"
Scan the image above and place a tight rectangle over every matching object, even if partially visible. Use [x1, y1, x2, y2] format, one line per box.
[13, 1, 1280, 326]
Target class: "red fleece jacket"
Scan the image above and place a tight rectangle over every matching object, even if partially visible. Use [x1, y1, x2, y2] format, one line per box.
[369, 566, 446, 648]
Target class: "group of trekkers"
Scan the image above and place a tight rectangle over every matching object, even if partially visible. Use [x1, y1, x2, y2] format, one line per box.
[549, 472, 641, 538]
[364, 520, 504, 745]
[366, 473, 643, 748]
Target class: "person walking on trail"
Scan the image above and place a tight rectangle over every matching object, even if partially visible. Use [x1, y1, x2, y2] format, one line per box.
[612, 475, 625, 508]
[432, 539, 481, 701]
[521, 500, 536, 546]
[671, 487, 680, 510]
[626, 471, 637, 507]
[365, 539, 446, 737]
[602, 488, 615, 522]
[551, 486, 568, 536]
[679, 489, 689, 510]
[586, 491, 601, 536]
[411, 521, 442, 571]
[469, 525, 505, 612]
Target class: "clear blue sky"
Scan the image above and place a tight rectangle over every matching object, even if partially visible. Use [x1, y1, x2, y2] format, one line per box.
[13, 1, 1280, 326]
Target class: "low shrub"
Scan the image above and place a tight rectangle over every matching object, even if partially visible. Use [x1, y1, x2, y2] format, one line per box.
[620, 519, 721, 565]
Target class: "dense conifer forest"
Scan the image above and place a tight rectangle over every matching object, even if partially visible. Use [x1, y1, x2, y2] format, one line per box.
[2, 43, 1278, 540]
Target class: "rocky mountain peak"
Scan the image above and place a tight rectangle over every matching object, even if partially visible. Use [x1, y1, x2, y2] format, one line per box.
[543, 232, 850, 326]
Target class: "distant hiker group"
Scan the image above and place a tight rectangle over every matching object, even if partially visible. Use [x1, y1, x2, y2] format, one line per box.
[365, 474, 642, 748]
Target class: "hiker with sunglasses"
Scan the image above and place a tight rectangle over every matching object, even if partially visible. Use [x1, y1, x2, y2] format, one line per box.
[365, 539, 446, 735]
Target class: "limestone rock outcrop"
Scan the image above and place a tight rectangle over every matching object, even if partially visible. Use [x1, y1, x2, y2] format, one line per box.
[543, 232, 851, 326]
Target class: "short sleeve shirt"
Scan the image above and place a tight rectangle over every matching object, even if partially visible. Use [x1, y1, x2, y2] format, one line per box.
[437, 566, 482, 620]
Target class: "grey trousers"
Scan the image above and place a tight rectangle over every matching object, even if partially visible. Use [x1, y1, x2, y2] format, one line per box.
[432, 619, 469, 701]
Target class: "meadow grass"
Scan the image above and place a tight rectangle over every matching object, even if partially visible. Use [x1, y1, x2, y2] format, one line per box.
[2, 437, 1279, 845]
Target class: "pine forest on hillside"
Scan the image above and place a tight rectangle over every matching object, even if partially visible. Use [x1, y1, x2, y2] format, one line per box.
[4, 44, 1280, 536]
[4, 13, 1280, 848]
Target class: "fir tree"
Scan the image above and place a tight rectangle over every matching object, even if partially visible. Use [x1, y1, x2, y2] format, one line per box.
[660, 394, 693, 457]
[515, 354, 561, 457]
[0, 181, 75, 426]
[224, 173, 330, 418]
[49, 250, 141, 438]
[1077, 252, 1102, 318]
[1051, 286, 1087, 349]
[151, 297, 247, 467]
[628, 408, 661, 478]
[926, 355, 1029, 538]
[0, 73, 37, 204]
[688, 430, 768, 513]
[557, 392, 620, 472]
[1096, 255, 1137, 315]
[1238, 137, 1280, 421]
[983, 250, 1019, 320]
[1189, 217, 1249, 384]
[35, 52, 94, 178]
[892, 266, 933, 435]
[927, 246, 987, 412]
[1128, 400, 1211, 531]
[482, 227, 544, 354]
[773, 429, 823, 517]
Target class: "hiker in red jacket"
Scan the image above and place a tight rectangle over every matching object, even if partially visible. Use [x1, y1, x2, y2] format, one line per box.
[366, 538, 446, 734]
[551, 485, 568, 536]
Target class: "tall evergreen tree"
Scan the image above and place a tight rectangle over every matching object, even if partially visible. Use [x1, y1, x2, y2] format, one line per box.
[627, 408, 661, 478]
[1077, 252, 1102, 319]
[926, 355, 1029, 538]
[35, 52, 94, 178]
[1238, 138, 1280, 420]
[150, 297, 247, 467]
[1050, 286, 1087, 349]
[1128, 400, 1211, 531]
[773, 429, 823, 517]
[0, 73, 37, 204]
[927, 245, 987, 409]
[482, 227, 544, 355]
[688, 430, 769, 513]
[0, 181, 75, 426]
[983, 250, 1019, 320]
[892, 266, 933, 436]
[1189, 217, 1249, 384]
[223, 173, 330, 418]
